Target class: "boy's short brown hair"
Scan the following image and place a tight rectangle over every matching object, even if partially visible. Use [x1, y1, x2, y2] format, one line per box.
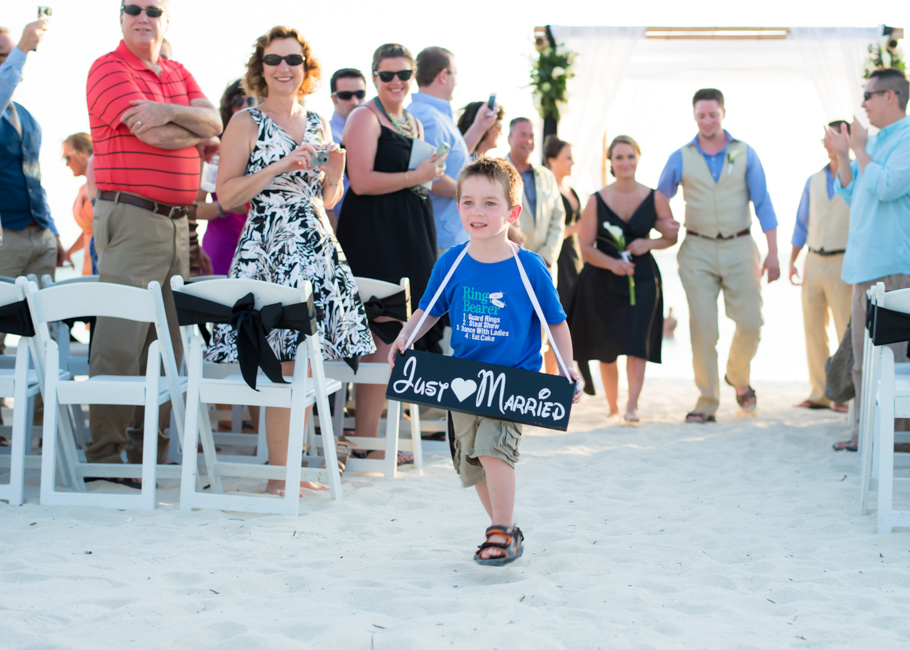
[455, 157, 523, 207]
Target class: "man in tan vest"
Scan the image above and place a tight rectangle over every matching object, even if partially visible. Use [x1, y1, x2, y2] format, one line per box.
[658, 88, 780, 423]
[788, 120, 852, 412]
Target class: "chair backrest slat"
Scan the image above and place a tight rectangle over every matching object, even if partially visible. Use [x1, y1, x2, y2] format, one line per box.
[29, 283, 157, 323]
[882, 286, 910, 315]
[170, 277, 310, 308]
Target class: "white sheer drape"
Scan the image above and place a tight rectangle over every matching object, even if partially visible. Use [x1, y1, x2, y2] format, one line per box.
[791, 27, 883, 124]
[549, 26, 882, 192]
[548, 26, 644, 191]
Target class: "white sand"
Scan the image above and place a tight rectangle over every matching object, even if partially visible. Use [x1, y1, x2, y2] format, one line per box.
[3, 378, 910, 649]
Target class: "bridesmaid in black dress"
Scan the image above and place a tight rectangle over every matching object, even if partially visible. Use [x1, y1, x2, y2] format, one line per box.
[568, 136, 679, 422]
[337, 43, 446, 450]
[543, 135, 584, 376]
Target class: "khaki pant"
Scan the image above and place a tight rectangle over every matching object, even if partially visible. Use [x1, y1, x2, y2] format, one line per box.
[850, 274, 910, 438]
[0, 224, 57, 348]
[801, 252, 852, 405]
[86, 200, 189, 464]
[678, 234, 763, 415]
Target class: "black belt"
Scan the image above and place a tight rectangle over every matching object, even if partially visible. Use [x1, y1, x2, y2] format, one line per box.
[98, 190, 189, 219]
[686, 228, 750, 241]
[809, 248, 846, 256]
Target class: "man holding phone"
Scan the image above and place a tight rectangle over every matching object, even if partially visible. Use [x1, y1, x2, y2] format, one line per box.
[408, 46, 499, 254]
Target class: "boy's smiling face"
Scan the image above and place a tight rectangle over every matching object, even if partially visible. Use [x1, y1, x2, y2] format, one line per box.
[458, 175, 521, 242]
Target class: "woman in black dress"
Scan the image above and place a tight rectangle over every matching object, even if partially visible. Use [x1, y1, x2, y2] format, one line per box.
[542, 135, 583, 374]
[337, 43, 446, 451]
[569, 136, 679, 422]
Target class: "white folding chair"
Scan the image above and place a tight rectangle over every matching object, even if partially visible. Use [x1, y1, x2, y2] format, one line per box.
[40, 273, 97, 377]
[0, 280, 41, 505]
[169, 274, 267, 465]
[857, 283, 910, 532]
[24, 278, 187, 510]
[172, 276, 344, 515]
[323, 277, 423, 478]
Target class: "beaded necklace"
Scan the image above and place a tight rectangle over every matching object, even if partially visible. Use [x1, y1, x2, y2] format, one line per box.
[374, 97, 416, 138]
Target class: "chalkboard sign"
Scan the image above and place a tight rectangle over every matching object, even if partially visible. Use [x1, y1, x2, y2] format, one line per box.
[386, 349, 574, 431]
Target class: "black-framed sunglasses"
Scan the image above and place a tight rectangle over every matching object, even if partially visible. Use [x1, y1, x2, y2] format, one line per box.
[332, 90, 366, 100]
[262, 54, 305, 67]
[373, 69, 413, 83]
[864, 89, 899, 101]
[121, 4, 166, 18]
[230, 96, 256, 108]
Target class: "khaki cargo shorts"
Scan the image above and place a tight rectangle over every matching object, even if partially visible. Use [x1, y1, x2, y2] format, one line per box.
[448, 411, 522, 488]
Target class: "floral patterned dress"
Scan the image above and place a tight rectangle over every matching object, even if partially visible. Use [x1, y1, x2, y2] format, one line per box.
[207, 108, 375, 364]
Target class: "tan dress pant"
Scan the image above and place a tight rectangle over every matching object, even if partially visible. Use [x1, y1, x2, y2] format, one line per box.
[850, 273, 910, 439]
[86, 200, 189, 464]
[801, 252, 852, 405]
[678, 234, 763, 415]
[0, 224, 57, 348]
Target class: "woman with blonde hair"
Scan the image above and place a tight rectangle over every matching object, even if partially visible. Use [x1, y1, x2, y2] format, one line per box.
[568, 135, 679, 422]
[208, 26, 375, 495]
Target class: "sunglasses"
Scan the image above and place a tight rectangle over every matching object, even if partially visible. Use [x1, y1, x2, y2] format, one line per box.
[262, 54, 305, 67]
[121, 4, 166, 18]
[373, 69, 413, 83]
[864, 89, 898, 101]
[231, 96, 256, 108]
[332, 90, 366, 100]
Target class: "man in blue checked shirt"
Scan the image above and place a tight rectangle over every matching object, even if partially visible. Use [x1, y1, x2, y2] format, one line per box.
[658, 88, 779, 424]
[408, 47, 500, 254]
[826, 68, 910, 452]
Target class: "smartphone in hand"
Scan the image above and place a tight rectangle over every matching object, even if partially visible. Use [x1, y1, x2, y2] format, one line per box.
[487, 93, 496, 111]
[435, 142, 451, 158]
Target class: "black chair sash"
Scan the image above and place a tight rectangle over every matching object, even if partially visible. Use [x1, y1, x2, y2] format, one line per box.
[362, 290, 408, 345]
[870, 304, 910, 356]
[174, 291, 316, 390]
[0, 299, 35, 337]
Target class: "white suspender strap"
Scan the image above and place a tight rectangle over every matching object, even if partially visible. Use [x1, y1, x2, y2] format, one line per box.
[404, 243, 472, 351]
[510, 244, 572, 383]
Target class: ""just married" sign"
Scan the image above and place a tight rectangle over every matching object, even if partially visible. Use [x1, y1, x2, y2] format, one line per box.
[386, 350, 574, 431]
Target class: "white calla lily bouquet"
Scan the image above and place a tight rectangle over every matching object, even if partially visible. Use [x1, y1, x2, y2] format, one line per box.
[599, 222, 636, 306]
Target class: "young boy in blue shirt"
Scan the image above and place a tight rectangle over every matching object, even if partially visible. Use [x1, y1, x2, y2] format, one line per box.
[390, 157, 582, 566]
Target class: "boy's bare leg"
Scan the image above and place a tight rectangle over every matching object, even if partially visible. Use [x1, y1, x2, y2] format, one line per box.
[600, 361, 620, 416]
[625, 356, 647, 419]
[475, 455, 516, 560]
[264, 360, 325, 495]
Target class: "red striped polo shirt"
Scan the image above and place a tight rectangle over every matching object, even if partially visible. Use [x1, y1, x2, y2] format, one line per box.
[87, 40, 207, 206]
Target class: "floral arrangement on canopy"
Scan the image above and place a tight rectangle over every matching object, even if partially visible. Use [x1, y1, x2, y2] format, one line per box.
[530, 42, 577, 122]
[863, 31, 905, 80]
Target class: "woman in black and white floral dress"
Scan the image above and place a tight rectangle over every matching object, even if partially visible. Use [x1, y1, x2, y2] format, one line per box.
[211, 26, 374, 496]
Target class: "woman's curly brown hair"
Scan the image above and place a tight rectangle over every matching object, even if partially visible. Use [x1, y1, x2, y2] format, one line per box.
[243, 26, 321, 100]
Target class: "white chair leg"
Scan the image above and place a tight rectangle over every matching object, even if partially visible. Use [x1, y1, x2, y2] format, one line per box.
[876, 353, 895, 534]
[409, 402, 423, 470]
[383, 399, 401, 479]
[138, 343, 161, 510]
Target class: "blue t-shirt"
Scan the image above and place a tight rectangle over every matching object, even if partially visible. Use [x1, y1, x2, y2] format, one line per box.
[418, 243, 566, 371]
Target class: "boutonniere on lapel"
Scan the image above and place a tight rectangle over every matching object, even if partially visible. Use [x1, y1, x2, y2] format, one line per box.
[726, 149, 744, 176]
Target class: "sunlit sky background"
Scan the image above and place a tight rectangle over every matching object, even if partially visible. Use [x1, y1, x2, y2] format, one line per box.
[4, 0, 909, 381]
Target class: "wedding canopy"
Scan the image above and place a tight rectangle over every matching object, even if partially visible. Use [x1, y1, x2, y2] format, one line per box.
[546, 25, 889, 192]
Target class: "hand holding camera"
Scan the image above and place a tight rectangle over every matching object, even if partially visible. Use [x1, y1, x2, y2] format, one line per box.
[19, 10, 51, 53]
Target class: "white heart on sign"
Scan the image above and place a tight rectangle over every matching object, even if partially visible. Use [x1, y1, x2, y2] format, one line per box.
[451, 378, 478, 402]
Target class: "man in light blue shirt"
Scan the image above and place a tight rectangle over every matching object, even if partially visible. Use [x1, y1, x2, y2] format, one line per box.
[408, 47, 499, 253]
[327, 68, 366, 229]
[827, 68, 910, 450]
[658, 88, 779, 422]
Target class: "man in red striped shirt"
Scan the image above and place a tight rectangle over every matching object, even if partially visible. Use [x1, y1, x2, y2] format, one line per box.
[85, 0, 221, 467]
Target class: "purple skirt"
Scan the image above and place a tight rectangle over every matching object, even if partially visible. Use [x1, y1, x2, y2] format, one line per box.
[202, 211, 247, 275]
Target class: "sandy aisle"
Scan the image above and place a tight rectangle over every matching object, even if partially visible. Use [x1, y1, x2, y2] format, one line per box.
[2, 378, 910, 649]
